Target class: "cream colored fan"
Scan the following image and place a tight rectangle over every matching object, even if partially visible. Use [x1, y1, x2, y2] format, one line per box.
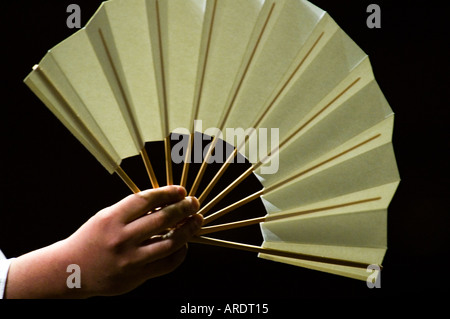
[24, 0, 399, 281]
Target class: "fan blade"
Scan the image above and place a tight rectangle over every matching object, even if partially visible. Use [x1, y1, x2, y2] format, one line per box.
[260, 242, 384, 281]
[190, 236, 376, 272]
[148, 0, 206, 184]
[24, 63, 119, 173]
[187, 0, 274, 194]
[24, 64, 140, 193]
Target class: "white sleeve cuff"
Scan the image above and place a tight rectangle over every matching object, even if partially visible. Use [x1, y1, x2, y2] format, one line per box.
[0, 253, 15, 299]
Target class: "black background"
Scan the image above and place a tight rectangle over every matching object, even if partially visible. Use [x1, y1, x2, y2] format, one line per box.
[1, 0, 449, 314]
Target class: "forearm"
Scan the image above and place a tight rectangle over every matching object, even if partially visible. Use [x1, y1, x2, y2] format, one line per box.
[5, 239, 90, 299]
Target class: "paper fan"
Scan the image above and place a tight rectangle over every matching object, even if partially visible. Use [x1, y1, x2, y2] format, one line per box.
[24, 0, 399, 281]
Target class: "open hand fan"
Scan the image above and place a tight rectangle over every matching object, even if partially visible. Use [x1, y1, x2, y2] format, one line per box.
[24, 0, 399, 281]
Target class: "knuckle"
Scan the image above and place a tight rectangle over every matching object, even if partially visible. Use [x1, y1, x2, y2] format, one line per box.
[115, 254, 136, 272]
[95, 208, 115, 225]
[93, 210, 130, 253]
[134, 191, 148, 202]
[134, 191, 153, 206]
[105, 234, 126, 254]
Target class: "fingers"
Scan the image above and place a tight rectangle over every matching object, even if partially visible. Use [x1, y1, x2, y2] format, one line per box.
[137, 214, 203, 264]
[127, 196, 200, 242]
[95, 187, 202, 286]
[111, 186, 187, 223]
[141, 245, 188, 279]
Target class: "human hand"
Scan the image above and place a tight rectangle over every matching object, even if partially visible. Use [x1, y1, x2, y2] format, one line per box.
[5, 186, 202, 298]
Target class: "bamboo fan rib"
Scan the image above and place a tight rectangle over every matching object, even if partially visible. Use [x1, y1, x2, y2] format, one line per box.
[23, 0, 399, 281]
